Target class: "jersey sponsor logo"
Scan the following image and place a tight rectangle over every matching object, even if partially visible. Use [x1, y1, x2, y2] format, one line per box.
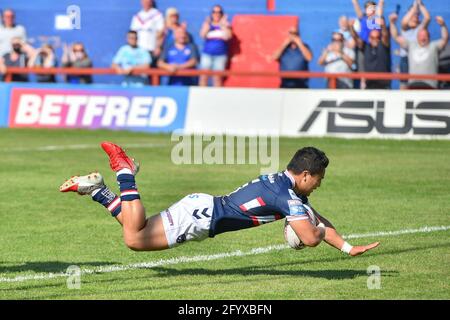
[288, 199, 306, 216]
[239, 197, 266, 212]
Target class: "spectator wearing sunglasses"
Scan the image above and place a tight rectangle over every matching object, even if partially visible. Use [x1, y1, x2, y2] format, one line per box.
[318, 32, 355, 89]
[62, 42, 93, 84]
[199, 5, 232, 87]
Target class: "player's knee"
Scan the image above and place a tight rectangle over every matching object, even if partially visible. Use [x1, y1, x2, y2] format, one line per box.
[302, 237, 322, 247]
[124, 236, 145, 251]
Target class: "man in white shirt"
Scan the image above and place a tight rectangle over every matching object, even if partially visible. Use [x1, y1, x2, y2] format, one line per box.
[318, 32, 355, 89]
[0, 9, 27, 58]
[130, 0, 164, 66]
[390, 14, 448, 89]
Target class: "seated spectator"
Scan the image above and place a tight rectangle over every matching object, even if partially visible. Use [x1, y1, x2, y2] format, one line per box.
[157, 27, 199, 86]
[273, 26, 313, 89]
[199, 5, 232, 87]
[390, 14, 449, 89]
[350, 17, 391, 89]
[0, 9, 27, 58]
[398, 0, 431, 89]
[318, 32, 355, 89]
[28, 44, 57, 83]
[112, 30, 151, 87]
[162, 7, 193, 49]
[130, 0, 164, 67]
[61, 42, 93, 84]
[0, 37, 32, 82]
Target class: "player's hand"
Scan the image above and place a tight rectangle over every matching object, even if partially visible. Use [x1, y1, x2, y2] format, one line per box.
[349, 242, 380, 256]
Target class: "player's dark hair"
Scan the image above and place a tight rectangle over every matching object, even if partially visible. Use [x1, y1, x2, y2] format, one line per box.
[287, 147, 329, 175]
[127, 30, 138, 36]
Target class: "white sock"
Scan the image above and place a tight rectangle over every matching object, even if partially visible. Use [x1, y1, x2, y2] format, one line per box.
[116, 168, 133, 176]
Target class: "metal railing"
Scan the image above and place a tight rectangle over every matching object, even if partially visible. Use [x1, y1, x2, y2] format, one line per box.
[3, 66, 450, 88]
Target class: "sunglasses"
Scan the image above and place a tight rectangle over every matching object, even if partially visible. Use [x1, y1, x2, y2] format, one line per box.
[332, 38, 343, 42]
[212, 10, 223, 14]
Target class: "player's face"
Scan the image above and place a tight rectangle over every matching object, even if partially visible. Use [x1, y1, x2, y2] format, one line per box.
[297, 170, 325, 196]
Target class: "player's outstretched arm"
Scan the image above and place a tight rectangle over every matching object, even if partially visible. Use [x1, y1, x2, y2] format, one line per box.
[313, 209, 380, 257]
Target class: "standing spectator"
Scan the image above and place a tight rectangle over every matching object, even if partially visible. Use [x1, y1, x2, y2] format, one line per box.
[157, 27, 199, 86]
[273, 26, 313, 89]
[318, 32, 355, 89]
[162, 7, 193, 50]
[398, 0, 431, 89]
[130, 0, 164, 67]
[28, 44, 57, 83]
[61, 42, 93, 84]
[199, 5, 232, 87]
[0, 9, 27, 58]
[351, 0, 385, 43]
[390, 14, 449, 89]
[112, 30, 151, 87]
[351, 1, 385, 89]
[337, 16, 355, 49]
[350, 17, 391, 89]
[0, 37, 31, 82]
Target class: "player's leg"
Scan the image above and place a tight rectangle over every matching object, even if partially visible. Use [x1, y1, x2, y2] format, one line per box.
[100, 142, 169, 251]
[59, 172, 122, 223]
[60, 172, 169, 250]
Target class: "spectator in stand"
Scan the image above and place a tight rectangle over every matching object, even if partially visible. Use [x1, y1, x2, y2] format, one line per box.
[112, 30, 151, 87]
[28, 43, 57, 83]
[157, 27, 199, 86]
[0, 9, 27, 58]
[398, 0, 431, 89]
[336, 16, 355, 49]
[318, 32, 355, 89]
[351, 0, 385, 43]
[199, 5, 232, 87]
[130, 0, 164, 67]
[390, 14, 448, 89]
[351, 1, 385, 89]
[162, 7, 193, 50]
[0, 37, 32, 82]
[273, 25, 313, 89]
[350, 16, 391, 89]
[61, 42, 93, 84]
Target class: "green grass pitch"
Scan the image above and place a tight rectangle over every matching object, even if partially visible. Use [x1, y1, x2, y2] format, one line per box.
[0, 128, 449, 299]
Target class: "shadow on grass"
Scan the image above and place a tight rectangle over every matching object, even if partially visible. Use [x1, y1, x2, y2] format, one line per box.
[0, 261, 117, 274]
[150, 266, 398, 280]
[2, 241, 449, 298]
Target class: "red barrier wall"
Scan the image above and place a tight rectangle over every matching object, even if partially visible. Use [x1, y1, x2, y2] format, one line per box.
[224, 15, 298, 88]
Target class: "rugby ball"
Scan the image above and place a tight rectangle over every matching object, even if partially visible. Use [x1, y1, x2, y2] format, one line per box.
[284, 220, 305, 250]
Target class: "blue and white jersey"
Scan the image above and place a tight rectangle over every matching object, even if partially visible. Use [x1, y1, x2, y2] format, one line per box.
[210, 170, 316, 237]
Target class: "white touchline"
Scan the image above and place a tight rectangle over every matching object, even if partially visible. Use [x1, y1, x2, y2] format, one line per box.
[0, 225, 449, 283]
[1, 143, 166, 152]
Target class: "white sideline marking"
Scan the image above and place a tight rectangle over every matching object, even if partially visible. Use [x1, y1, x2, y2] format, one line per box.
[0, 225, 449, 283]
[1, 143, 165, 152]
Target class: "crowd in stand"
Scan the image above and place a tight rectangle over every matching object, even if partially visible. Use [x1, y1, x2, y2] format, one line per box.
[0, 0, 448, 89]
